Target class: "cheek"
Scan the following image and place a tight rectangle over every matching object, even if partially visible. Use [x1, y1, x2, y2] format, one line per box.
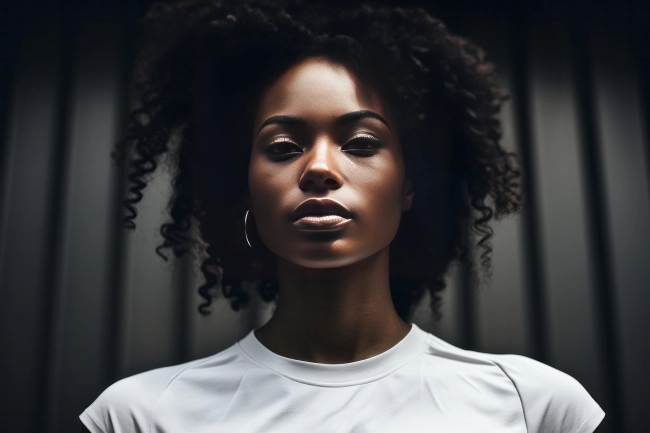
[248, 159, 278, 214]
[248, 156, 292, 230]
[365, 156, 405, 209]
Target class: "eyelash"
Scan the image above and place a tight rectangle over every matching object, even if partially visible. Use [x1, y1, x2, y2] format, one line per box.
[265, 134, 381, 159]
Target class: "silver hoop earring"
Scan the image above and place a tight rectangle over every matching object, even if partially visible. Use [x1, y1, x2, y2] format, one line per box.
[244, 209, 253, 249]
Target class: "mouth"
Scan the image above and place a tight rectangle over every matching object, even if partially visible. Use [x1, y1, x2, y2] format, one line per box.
[292, 214, 352, 231]
[291, 198, 353, 231]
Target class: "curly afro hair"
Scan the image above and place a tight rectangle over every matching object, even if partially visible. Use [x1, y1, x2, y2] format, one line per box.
[113, 0, 524, 324]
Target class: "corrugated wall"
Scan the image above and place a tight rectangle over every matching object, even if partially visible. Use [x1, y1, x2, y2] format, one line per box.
[1, 1, 648, 432]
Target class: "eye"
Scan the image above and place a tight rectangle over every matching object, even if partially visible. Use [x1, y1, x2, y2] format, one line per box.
[264, 137, 303, 160]
[342, 133, 382, 155]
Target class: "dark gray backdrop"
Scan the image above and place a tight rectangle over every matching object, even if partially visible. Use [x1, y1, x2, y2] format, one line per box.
[1, 0, 648, 432]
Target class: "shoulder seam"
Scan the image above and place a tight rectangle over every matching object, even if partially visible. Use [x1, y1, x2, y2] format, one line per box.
[476, 355, 530, 433]
[147, 354, 230, 433]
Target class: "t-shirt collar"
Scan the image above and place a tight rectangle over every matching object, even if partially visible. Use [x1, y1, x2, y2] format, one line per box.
[237, 322, 429, 387]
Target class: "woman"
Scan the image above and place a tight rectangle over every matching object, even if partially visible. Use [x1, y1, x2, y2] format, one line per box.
[80, 0, 605, 431]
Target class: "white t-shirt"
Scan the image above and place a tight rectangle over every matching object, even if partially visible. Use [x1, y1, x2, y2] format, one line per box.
[80, 323, 605, 432]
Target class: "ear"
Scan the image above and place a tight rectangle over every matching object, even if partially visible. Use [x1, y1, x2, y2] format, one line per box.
[402, 178, 414, 211]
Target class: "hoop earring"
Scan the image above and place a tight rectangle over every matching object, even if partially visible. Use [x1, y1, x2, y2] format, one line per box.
[244, 209, 253, 249]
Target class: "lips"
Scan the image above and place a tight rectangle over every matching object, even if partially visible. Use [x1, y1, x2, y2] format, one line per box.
[291, 198, 353, 222]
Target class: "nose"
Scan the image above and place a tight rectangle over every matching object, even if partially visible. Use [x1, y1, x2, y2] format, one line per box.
[298, 136, 343, 192]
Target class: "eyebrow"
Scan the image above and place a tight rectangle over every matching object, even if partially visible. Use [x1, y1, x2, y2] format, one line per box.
[257, 110, 391, 135]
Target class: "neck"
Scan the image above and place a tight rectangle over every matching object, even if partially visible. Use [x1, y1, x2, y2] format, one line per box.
[254, 245, 411, 364]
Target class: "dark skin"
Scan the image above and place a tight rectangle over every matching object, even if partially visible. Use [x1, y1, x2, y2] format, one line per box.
[249, 57, 413, 364]
[81, 56, 604, 432]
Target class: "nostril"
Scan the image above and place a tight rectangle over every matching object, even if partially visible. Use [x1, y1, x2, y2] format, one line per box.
[299, 170, 342, 191]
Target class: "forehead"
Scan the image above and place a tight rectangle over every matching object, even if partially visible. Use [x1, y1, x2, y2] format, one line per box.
[254, 57, 391, 129]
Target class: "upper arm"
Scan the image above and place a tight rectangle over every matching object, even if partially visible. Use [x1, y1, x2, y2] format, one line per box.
[78, 365, 185, 433]
[487, 354, 606, 433]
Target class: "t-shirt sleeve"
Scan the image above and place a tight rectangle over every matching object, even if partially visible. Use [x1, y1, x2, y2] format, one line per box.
[488, 354, 605, 433]
[79, 365, 187, 433]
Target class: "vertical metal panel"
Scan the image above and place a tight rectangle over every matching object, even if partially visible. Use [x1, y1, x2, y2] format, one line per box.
[590, 25, 650, 433]
[44, 17, 125, 433]
[464, 16, 532, 357]
[474, 215, 530, 356]
[175, 253, 192, 364]
[510, 15, 547, 363]
[527, 20, 606, 406]
[0, 19, 61, 433]
[571, 20, 620, 432]
[106, 0, 138, 387]
[457, 238, 477, 350]
[0, 3, 17, 208]
[118, 167, 181, 377]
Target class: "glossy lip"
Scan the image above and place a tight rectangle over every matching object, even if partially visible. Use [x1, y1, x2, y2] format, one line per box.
[290, 198, 353, 222]
[293, 215, 352, 231]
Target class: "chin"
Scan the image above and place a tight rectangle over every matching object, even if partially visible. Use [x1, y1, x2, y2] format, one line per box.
[278, 246, 385, 270]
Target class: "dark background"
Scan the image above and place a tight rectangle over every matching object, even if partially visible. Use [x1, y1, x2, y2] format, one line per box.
[1, 0, 649, 432]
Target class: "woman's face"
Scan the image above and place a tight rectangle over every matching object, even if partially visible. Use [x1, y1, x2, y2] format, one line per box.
[248, 57, 413, 269]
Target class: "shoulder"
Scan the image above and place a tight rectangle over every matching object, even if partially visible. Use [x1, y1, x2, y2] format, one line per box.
[79, 345, 243, 433]
[423, 334, 605, 433]
[471, 351, 605, 433]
